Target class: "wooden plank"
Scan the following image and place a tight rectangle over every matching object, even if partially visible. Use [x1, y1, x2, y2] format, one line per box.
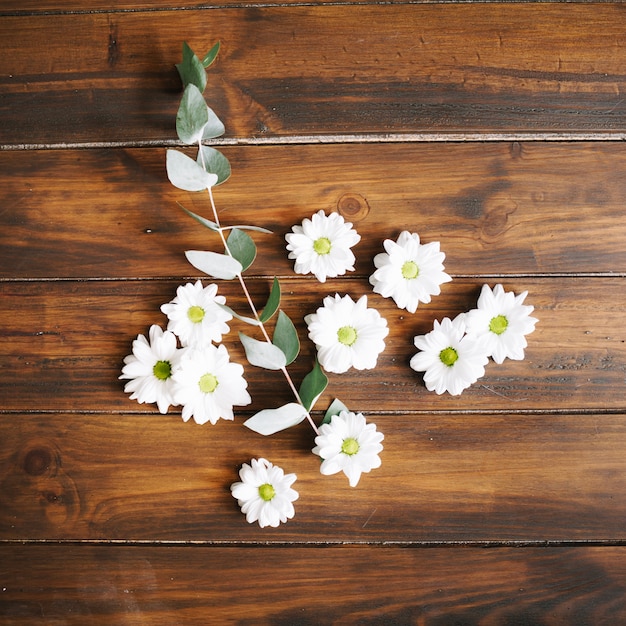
[3, 4, 626, 146]
[1, 545, 626, 623]
[2, 411, 626, 542]
[2, 142, 626, 279]
[0, 277, 624, 413]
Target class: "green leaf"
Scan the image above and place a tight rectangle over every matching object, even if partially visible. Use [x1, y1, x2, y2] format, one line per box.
[202, 41, 221, 69]
[222, 224, 273, 234]
[239, 332, 287, 370]
[166, 149, 217, 191]
[185, 249, 242, 280]
[217, 303, 260, 326]
[176, 84, 209, 144]
[179, 204, 219, 231]
[227, 228, 256, 272]
[176, 42, 207, 93]
[202, 106, 226, 139]
[298, 360, 328, 412]
[197, 145, 230, 186]
[272, 310, 299, 365]
[323, 398, 349, 425]
[243, 403, 307, 436]
[259, 277, 281, 323]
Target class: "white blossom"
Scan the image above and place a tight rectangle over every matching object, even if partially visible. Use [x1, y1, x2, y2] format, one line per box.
[305, 294, 388, 374]
[119, 324, 183, 414]
[312, 411, 384, 487]
[231, 458, 299, 528]
[410, 314, 488, 395]
[465, 284, 538, 364]
[285, 210, 361, 283]
[369, 230, 452, 313]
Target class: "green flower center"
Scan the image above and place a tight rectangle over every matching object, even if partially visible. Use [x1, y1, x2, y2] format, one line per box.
[337, 326, 357, 346]
[401, 260, 419, 280]
[187, 305, 205, 324]
[198, 373, 219, 394]
[313, 237, 332, 255]
[153, 360, 172, 381]
[489, 314, 509, 335]
[258, 483, 275, 502]
[341, 437, 360, 456]
[439, 347, 458, 367]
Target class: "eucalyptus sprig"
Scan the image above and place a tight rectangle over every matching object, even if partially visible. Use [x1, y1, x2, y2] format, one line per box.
[166, 41, 332, 436]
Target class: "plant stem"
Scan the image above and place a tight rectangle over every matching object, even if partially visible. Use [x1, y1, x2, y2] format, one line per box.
[203, 179, 320, 436]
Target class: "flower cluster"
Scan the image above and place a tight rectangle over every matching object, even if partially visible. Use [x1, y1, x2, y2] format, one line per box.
[410, 284, 538, 395]
[120, 280, 251, 424]
[121, 42, 538, 529]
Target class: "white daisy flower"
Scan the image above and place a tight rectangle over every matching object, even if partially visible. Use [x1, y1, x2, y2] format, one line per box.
[312, 410, 384, 487]
[410, 314, 488, 396]
[285, 210, 361, 283]
[369, 230, 452, 313]
[465, 284, 538, 364]
[171, 344, 251, 425]
[305, 293, 389, 374]
[160, 280, 232, 349]
[119, 324, 183, 414]
[230, 458, 299, 528]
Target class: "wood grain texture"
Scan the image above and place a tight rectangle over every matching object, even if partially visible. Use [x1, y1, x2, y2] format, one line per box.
[1, 412, 626, 542]
[2, 545, 626, 624]
[0, 277, 624, 413]
[3, 0, 626, 621]
[3, 4, 626, 147]
[2, 142, 626, 279]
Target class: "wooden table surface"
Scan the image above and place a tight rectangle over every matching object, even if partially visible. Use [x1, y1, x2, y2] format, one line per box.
[2, 1, 626, 623]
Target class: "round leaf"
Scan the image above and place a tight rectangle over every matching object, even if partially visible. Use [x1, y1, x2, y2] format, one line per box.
[239, 332, 287, 370]
[167, 149, 218, 192]
[272, 310, 300, 365]
[185, 250, 242, 280]
[243, 403, 307, 436]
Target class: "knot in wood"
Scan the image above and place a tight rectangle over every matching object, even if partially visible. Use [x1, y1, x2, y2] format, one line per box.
[337, 193, 370, 221]
[23, 446, 56, 477]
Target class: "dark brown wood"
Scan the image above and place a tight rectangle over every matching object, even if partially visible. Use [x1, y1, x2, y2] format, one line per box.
[3, 0, 626, 621]
[2, 545, 626, 624]
[3, 4, 626, 147]
[2, 412, 626, 542]
[2, 142, 626, 279]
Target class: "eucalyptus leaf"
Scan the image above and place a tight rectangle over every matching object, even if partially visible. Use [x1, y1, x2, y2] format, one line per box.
[227, 228, 256, 272]
[175, 42, 207, 93]
[259, 277, 280, 323]
[176, 84, 209, 144]
[197, 145, 230, 186]
[217, 303, 260, 326]
[221, 224, 273, 234]
[323, 398, 349, 425]
[185, 249, 242, 280]
[272, 310, 299, 365]
[166, 149, 218, 191]
[243, 403, 307, 436]
[239, 332, 287, 370]
[179, 204, 219, 232]
[299, 360, 328, 412]
[201, 106, 226, 139]
[202, 41, 221, 69]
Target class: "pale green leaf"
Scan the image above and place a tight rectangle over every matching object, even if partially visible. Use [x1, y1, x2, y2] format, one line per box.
[201, 106, 226, 139]
[221, 224, 273, 234]
[323, 398, 349, 425]
[179, 204, 219, 231]
[185, 249, 242, 280]
[202, 41, 221, 68]
[227, 228, 256, 272]
[175, 42, 207, 93]
[166, 149, 217, 191]
[197, 145, 230, 186]
[299, 360, 328, 412]
[176, 84, 209, 144]
[272, 310, 299, 365]
[217, 303, 260, 326]
[259, 277, 280, 323]
[243, 403, 307, 436]
[239, 332, 287, 370]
